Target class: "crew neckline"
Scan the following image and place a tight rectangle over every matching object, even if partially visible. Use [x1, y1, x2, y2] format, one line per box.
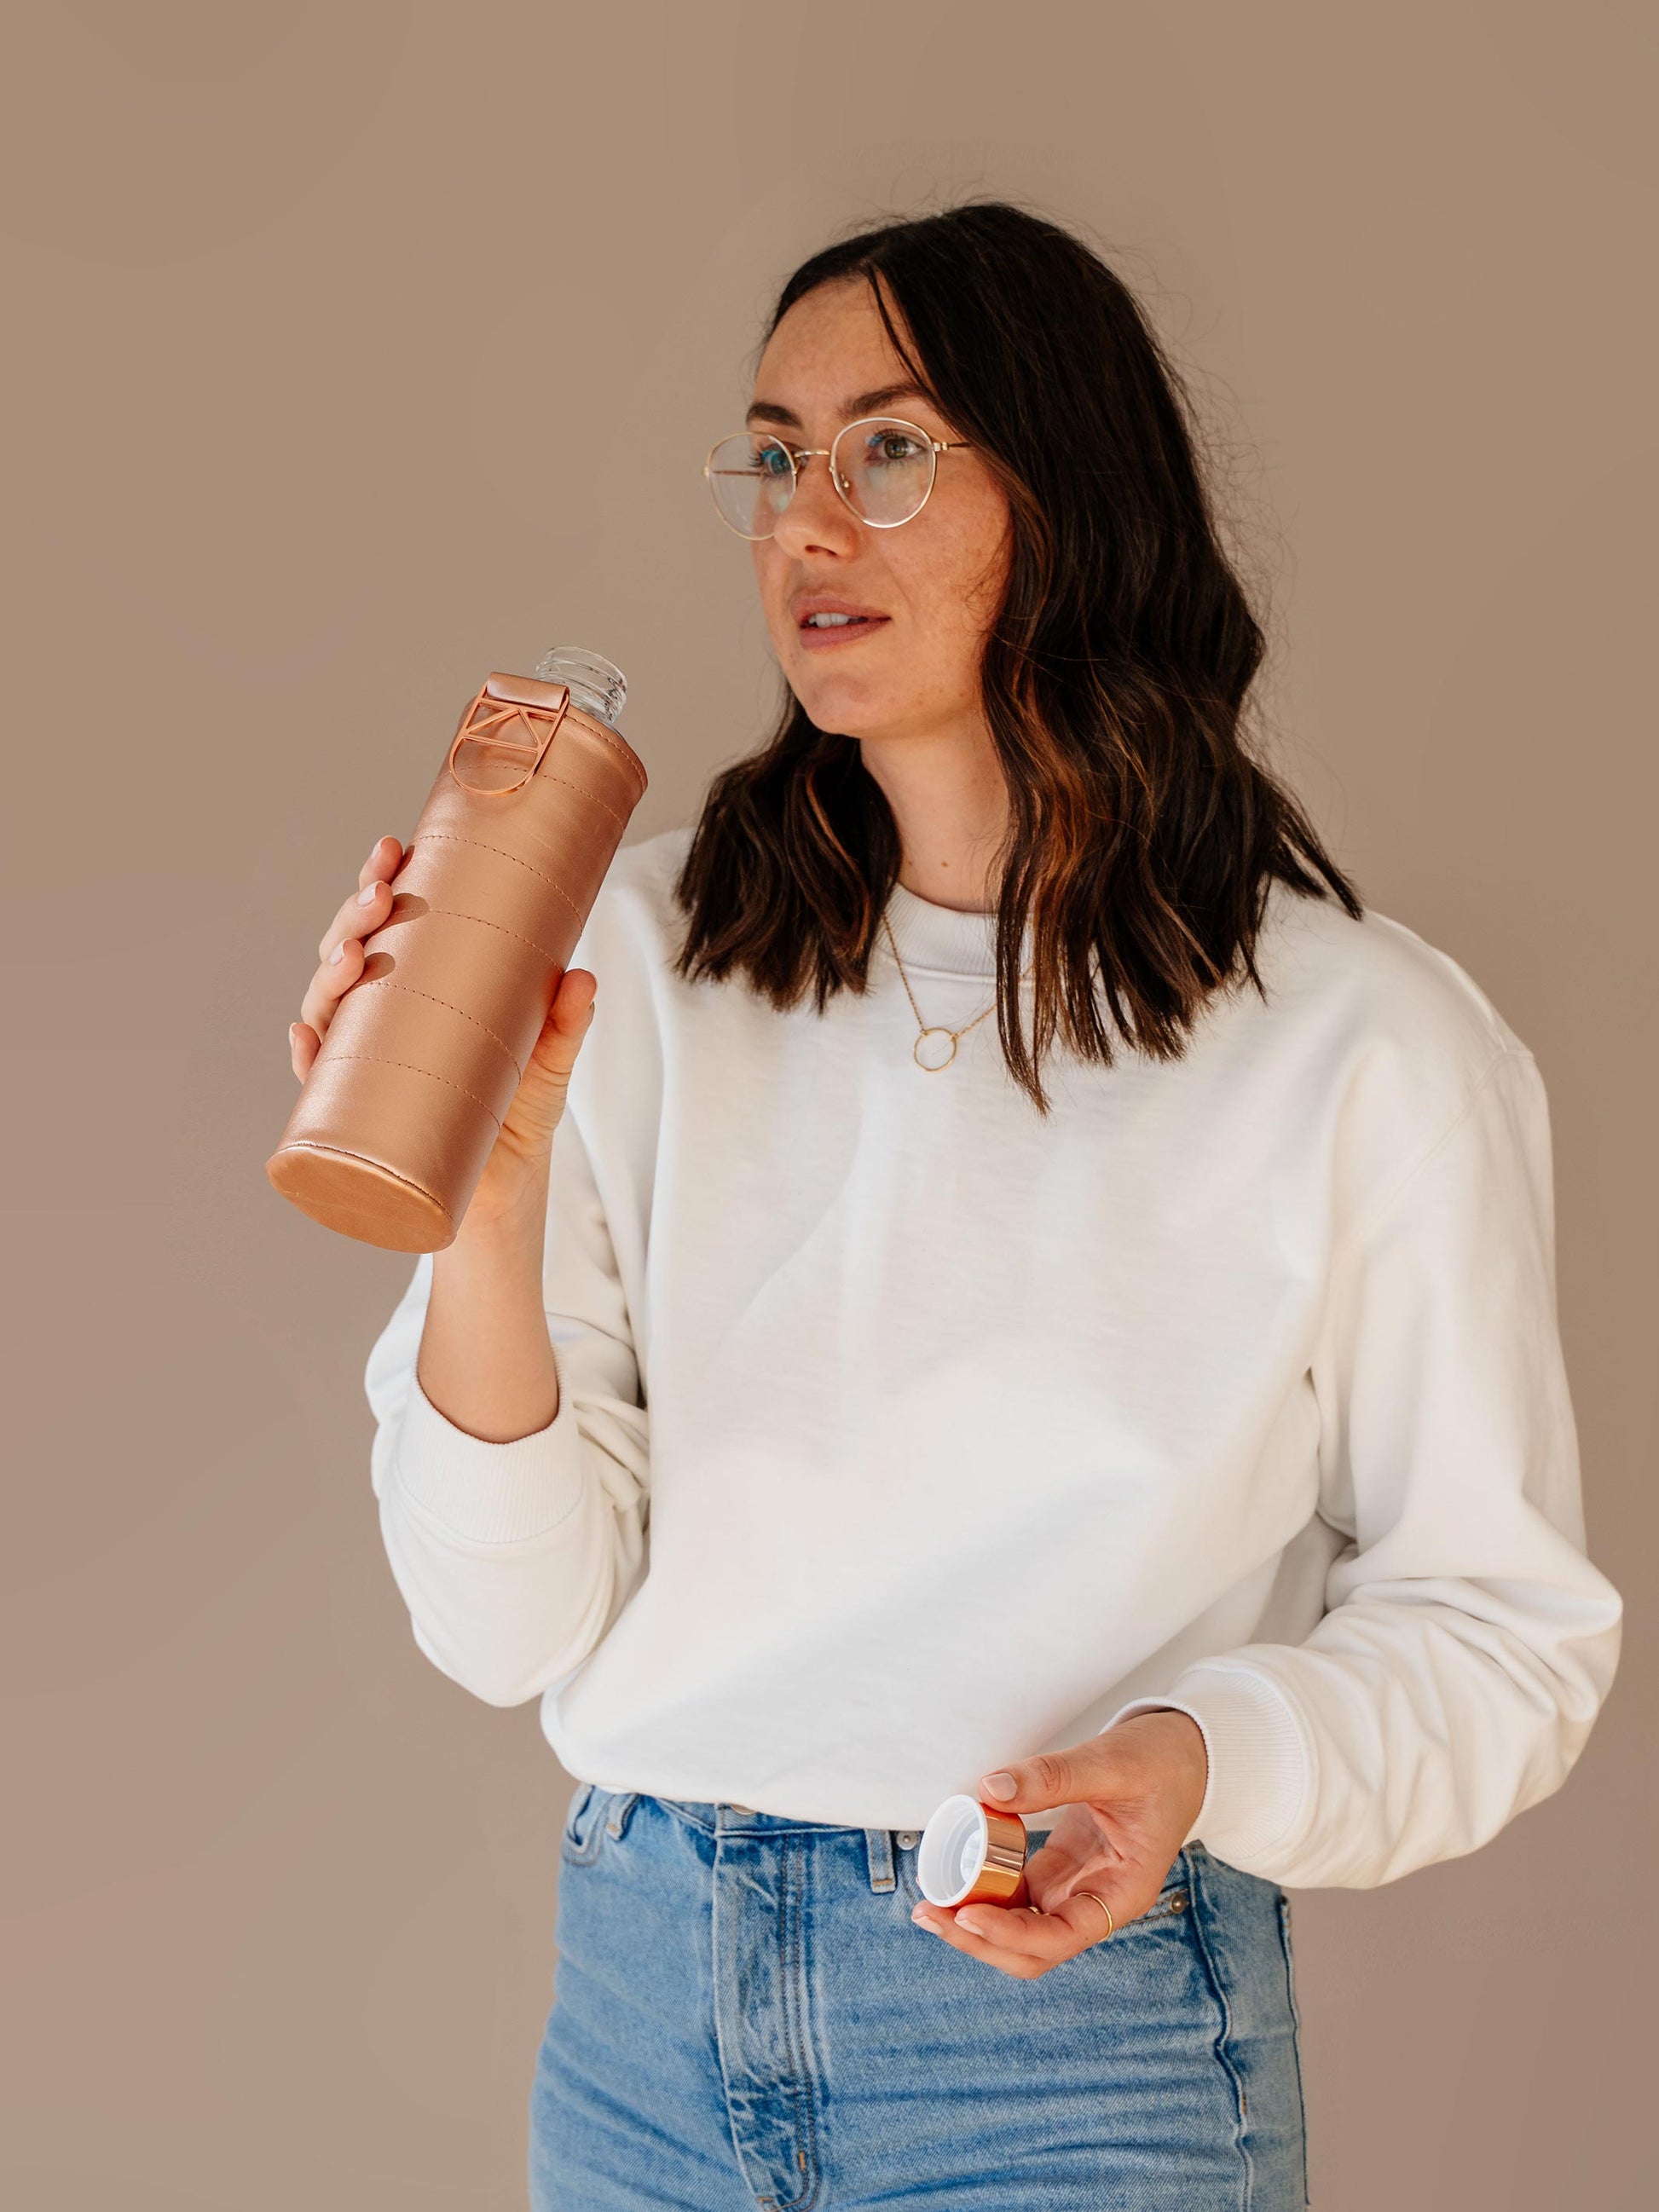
[882, 881, 1029, 979]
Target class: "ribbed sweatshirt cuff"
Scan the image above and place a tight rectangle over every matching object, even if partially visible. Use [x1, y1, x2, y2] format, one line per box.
[389, 1355, 589, 1546]
[1101, 1662, 1314, 1873]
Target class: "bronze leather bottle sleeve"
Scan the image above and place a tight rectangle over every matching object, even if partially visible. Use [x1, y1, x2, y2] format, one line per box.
[266, 670, 647, 1252]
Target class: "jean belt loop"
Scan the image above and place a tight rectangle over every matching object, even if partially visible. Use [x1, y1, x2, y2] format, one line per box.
[604, 1790, 641, 1841]
[864, 1827, 896, 1893]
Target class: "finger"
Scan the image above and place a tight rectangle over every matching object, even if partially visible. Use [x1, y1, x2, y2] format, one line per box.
[978, 1741, 1109, 1819]
[299, 934, 366, 1037]
[1048, 1890, 1123, 1948]
[356, 835, 404, 892]
[523, 968, 598, 1081]
[318, 874, 394, 963]
[910, 1902, 1082, 1979]
[290, 1021, 321, 1082]
[553, 965, 598, 1021]
[1039, 1851, 1175, 1937]
[950, 1894, 1112, 1961]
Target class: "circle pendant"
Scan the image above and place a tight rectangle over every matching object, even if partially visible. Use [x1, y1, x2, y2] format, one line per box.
[913, 1027, 958, 1071]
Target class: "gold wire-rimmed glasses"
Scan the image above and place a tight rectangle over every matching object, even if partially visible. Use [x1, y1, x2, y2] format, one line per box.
[703, 414, 974, 540]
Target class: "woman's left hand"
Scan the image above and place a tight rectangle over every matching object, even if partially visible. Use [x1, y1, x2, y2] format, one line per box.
[909, 1708, 1209, 1979]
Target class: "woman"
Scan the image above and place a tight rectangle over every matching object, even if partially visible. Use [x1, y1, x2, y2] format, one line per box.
[290, 204, 1622, 2209]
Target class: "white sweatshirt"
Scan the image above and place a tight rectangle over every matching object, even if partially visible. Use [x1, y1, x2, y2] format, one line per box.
[365, 823, 1622, 1886]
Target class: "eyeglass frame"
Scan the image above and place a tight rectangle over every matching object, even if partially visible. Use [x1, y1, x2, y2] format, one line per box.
[702, 414, 975, 540]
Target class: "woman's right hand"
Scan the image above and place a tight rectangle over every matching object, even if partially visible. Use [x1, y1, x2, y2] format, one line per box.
[288, 832, 600, 1238]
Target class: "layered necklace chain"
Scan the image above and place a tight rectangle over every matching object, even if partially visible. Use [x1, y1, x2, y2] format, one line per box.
[880, 907, 1033, 1072]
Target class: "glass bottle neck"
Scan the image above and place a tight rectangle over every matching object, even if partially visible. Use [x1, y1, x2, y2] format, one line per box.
[534, 645, 627, 729]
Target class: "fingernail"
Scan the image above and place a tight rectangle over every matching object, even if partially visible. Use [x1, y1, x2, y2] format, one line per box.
[288, 1024, 302, 1043]
[357, 883, 379, 906]
[330, 941, 346, 963]
[957, 1914, 989, 1937]
[981, 1771, 1017, 1801]
[910, 1904, 929, 1923]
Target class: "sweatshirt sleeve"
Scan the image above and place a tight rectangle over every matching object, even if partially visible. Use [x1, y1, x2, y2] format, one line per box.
[1104, 1046, 1623, 1887]
[364, 1097, 650, 1709]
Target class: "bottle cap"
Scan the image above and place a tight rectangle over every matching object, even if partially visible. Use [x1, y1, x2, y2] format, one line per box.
[916, 1793, 1029, 1907]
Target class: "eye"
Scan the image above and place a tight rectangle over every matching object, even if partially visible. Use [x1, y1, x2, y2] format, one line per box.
[868, 430, 927, 466]
[732, 438, 793, 478]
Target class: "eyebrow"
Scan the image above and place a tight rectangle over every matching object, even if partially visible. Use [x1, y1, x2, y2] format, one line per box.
[744, 380, 934, 430]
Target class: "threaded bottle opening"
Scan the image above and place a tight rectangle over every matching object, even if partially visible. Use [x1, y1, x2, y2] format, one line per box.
[534, 645, 627, 729]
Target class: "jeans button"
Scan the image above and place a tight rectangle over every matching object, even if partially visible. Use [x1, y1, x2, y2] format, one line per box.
[896, 1831, 920, 1851]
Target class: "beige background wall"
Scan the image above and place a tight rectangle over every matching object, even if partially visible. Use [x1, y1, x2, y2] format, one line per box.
[3, 3, 1651, 2204]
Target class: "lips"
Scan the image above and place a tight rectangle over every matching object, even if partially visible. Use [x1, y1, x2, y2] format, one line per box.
[793, 593, 891, 650]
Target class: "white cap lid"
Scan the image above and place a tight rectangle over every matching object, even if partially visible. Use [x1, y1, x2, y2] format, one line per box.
[916, 1793, 992, 1907]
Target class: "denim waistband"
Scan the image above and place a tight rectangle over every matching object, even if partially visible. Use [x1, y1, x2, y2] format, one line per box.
[650, 1794, 1055, 1838]
[618, 1792, 1053, 1897]
[653, 1797, 874, 1837]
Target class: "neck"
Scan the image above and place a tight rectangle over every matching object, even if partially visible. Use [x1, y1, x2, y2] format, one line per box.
[855, 711, 1009, 913]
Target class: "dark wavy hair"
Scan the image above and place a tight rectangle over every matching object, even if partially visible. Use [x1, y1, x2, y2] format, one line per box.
[671, 200, 1361, 1112]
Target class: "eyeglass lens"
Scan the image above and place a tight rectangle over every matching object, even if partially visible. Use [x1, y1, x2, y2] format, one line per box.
[706, 418, 939, 538]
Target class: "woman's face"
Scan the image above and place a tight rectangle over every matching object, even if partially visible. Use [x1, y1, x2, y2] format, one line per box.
[745, 278, 1012, 747]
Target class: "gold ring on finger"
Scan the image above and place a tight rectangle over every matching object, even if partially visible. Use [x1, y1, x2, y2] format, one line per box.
[1077, 1889, 1114, 1941]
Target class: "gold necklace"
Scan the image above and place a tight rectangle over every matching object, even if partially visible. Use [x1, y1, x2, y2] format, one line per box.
[881, 908, 1032, 1071]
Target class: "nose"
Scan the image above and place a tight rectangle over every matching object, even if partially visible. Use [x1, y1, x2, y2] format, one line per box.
[770, 450, 860, 559]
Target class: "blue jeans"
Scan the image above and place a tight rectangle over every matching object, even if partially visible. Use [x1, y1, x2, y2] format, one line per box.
[530, 1788, 1309, 2210]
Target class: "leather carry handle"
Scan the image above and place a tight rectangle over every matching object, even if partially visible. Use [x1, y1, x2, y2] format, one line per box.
[446, 674, 572, 797]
